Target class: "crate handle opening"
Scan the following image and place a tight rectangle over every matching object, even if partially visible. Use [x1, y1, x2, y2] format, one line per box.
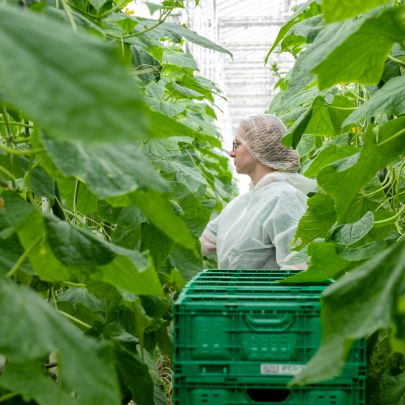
[245, 313, 294, 331]
[246, 388, 291, 403]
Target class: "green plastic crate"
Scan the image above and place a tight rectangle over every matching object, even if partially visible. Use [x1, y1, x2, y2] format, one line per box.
[182, 284, 327, 295]
[182, 270, 330, 303]
[188, 269, 328, 286]
[174, 270, 366, 379]
[191, 269, 300, 281]
[174, 375, 366, 405]
[174, 300, 365, 377]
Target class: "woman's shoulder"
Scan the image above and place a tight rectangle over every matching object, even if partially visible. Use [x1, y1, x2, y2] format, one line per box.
[257, 180, 298, 197]
[255, 182, 309, 213]
[222, 192, 251, 212]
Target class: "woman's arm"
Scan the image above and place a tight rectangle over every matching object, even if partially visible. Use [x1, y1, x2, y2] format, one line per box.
[200, 229, 217, 256]
[199, 214, 220, 256]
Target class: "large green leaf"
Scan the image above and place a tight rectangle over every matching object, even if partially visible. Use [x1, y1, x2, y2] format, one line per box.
[166, 81, 205, 99]
[0, 360, 76, 405]
[141, 223, 174, 270]
[292, 238, 405, 384]
[0, 195, 63, 280]
[114, 345, 154, 405]
[294, 192, 336, 247]
[0, 4, 147, 144]
[0, 280, 121, 404]
[40, 135, 168, 199]
[163, 49, 198, 70]
[343, 76, 405, 126]
[280, 15, 323, 56]
[0, 236, 32, 276]
[111, 206, 144, 249]
[154, 21, 232, 57]
[281, 242, 349, 283]
[131, 46, 162, 84]
[92, 252, 163, 296]
[130, 189, 197, 251]
[44, 216, 115, 267]
[315, 6, 405, 89]
[265, 0, 321, 61]
[0, 154, 56, 201]
[88, 0, 109, 12]
[15, 210, 163, 295]
[270, 70, 317, 118]
[181, 75, 219, 102]
[177, 191, 212, 236]
[282, 108, 312, 148]
[127, 16, 232, 56]
[0, 192, 35, 238]
[57, 178, 98, 215]
[304, 144, 357, 178]
[317, 117, 405, 221]
[44, 215, 163, 295]
[18, 211, 73, 281]
[293, 5, 405, 90]
[148, 109, 200, 139]
[336, 240, 386, 262]
[57, 287, 105, 326]
[332, 211, 374, 245]
[158, 162, 207, 195]
[322, 0, 392, 23]
[306, 95, 356, 135]
[282, 94, 356, 147]
[170, 245, 203, 280]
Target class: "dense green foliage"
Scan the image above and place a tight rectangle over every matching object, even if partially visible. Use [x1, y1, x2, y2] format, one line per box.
[1, 0, 405, 403]
[0, 1, 235, 403]
[266, 0, 405, 402]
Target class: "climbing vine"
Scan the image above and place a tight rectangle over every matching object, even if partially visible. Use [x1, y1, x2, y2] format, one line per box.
[266, 1, 405, 402]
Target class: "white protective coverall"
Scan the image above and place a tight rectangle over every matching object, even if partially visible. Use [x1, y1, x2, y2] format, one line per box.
[200, 172, 317, 270]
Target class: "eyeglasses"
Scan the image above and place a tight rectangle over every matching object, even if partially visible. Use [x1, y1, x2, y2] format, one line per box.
[232, 139, 242, 152]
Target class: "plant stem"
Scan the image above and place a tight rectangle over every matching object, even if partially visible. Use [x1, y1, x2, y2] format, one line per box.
[374, 205, 405, 226]
[98, 0, 129, 18]
[0, 120, 33, 129]
[51, 286, 59, 309]
[378, 128, 405, 146]
[67, 2, 98, 19]
[61, 280, 87, 288]
[344, 87, 365, 101]
[2, 107, 13, 144]
[0, 164, 16, 180]
[2, 107, 16, 188]
[0, 143, 44, 155]
[327, 105, 357, 111]
[123, 8, 172, 39]
[0, 392, 20, 402]
[61, 0, 77, 31]
[387, 54, 405, 66]
[73, 179, 79, 216]
[12, 137, 32, 144]
[58, 310, 92, 329]
[395, 160, 405, 208]
[6, 234, 44, 278]
[363, 169, 394, 198]
[23, 154, 35, 204]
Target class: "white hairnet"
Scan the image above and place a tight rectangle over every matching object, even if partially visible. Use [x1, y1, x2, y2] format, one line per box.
[238, 114, 300, 172]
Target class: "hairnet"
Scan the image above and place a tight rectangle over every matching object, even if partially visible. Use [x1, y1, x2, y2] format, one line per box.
[237, 114, 300, 172]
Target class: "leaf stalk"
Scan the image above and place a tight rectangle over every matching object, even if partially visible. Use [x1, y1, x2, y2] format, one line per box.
[6, 235, 44, 278]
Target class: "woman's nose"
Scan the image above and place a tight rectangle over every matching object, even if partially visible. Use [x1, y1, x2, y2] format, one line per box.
[229, 149, 235, 157]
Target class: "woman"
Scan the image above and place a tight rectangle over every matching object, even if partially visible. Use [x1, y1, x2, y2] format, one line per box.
[200, 114, 316, 270]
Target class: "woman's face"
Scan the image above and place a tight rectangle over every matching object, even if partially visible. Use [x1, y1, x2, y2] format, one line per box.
[229, 128, 258, 175]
